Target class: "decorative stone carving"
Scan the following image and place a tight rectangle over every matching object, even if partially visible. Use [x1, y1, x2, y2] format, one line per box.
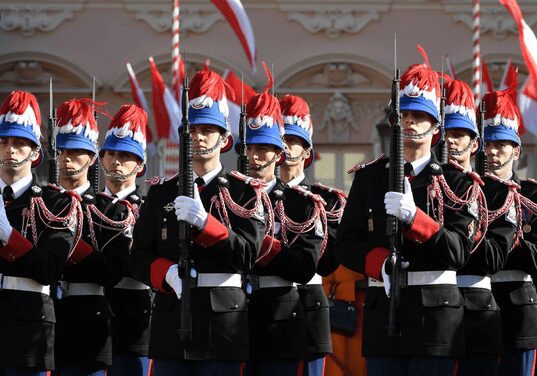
[0, 3, 83, 36]
[124, 4, 222, 34]
[0, 61, 51, 85]
[287, 9, 384, 38]
[310, 63, 370, 87]
[318, 92, 359, 143]
[442, 1, 537, 40]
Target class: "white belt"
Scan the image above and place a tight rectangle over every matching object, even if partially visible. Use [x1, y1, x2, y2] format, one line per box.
[457, 275, 491, 290]
[60, 282, 104, 296]
[258, 275, 296, 289]
[0, 274, 50, 295]
[304, 273, 322, 286]
[196, 273, 242, 288]
[368, 277, 384, 288]
[114, 277, 150, 290]
[407, 270, 457, 286]
[491, 270, 533, 283]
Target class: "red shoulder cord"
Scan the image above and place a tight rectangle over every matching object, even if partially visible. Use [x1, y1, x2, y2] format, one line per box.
[208, 172, 275, 259]
[312, 182, 347, 222]
[26, 191, 84, 259]
[275, 185, 328, 257]
[346, 153, 385, 174]
[427, 170, 488, 253]
[83, 196, 137, 253]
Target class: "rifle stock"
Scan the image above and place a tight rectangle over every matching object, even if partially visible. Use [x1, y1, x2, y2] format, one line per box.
[177, 75, 194, 341]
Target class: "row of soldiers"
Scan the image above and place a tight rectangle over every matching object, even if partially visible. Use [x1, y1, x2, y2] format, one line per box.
[0, 65, 344, 376]
[1, 49, 537, 376]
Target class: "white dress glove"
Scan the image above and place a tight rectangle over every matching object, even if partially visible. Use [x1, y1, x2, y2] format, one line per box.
[174, 187, 208, 230]
[381, 259, 391, 298]
[165, 264, 182, 300]
[0, 196, 13, 244]
[384, 177, 416, 225]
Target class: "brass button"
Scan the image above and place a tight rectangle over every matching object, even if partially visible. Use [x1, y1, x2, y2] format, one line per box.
[96, 311, 102, 316]
[316, 301, 321, 306]
[443, 299, 449, 305]
[530, 298, 534, 303]
[292, 312, 297, 318]
[41, 315, 46, 319]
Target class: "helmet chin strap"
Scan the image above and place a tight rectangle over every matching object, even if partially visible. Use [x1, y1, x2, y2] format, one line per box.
[489, 149, 517, 171]
[192, 134, 228, 155]
[250, 154, 279, 172]
[448, 137, 478, 157]
[285, 148, 310, 163]
[403, 123, 439, 140]
[101, 163, 143, 182]
[60, 153, 98, 177]
[0, 147, 39, 168]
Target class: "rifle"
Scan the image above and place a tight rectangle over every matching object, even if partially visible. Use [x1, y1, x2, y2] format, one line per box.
[435, 59, 448, 163]
[236, 74, 249, 175]
[88, 77, 100, 192]
[386, 35, 404, 338]
[48, 77, 59, 185]
[475, 102, 487, 176]
[177, 73, 194, 341]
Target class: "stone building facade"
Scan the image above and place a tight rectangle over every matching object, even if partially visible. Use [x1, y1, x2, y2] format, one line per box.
[1, 0, 536, 192]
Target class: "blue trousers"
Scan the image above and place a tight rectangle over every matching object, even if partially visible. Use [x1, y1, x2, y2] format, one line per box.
[304, 357, 325, 376]
[2, 369, 49, 376]
[367, 356, 457, 376]
[52, 365, 106, 376]
[248, 360, 303, 376]
[498, 350, 536, 376]
[153, 359, 243, 376]
[107, 355, 150, 376]
[458, 355, 499, 376]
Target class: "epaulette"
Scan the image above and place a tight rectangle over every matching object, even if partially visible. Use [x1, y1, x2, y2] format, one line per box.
[447, 160, 484, 186]
[347, 153, 385, 174]
[526, 178, 537, 186]
[290, 185, 327, 206]
[428, 162, 443, 176]
[145, 173, 179, 186]
[313, 182, 347, 199]
[44, 183, 82, 201]
[229, 170, 266, 189]
[485, 172, 521, 190]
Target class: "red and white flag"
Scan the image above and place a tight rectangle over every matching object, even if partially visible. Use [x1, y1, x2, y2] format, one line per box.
[222, 69, 256, 138]
[481, 58, 494, 94]
[499, 58, 515, 90]
[500, 0, 536, 135]
[126, 62, 155, 143]
[210, 0, 256, 72]
[149, 56, 180, 143]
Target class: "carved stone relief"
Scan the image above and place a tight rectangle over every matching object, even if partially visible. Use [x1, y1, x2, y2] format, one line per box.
[317, 92, 358, 143]
[0, 2, 84, 36]
[311, 63, 370, 87]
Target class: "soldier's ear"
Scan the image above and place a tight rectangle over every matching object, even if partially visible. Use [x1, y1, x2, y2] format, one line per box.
[30, 147, 40, 162]
[513, 146, 521, 160]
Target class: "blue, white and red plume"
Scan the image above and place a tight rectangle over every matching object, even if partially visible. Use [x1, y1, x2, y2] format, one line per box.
[399, 45, 441, 122]
[279, 94, 314, 168]
[102, 104, 148, 163]
[483, 71, 521, 145]
[188, 68, 235, 152]
[244, 62, 285, 153]
[0, 91, 42, 146]
[56, 98, 101, 153]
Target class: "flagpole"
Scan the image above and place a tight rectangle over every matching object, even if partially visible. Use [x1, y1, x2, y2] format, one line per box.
[172, 0, 181, 102]
[472, 0, 481, 104]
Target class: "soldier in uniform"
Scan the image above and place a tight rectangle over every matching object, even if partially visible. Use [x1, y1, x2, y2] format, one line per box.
[0, 91, 79, 375]
[482, 84, 537, 376]
[278, 94, 338, 376]
[242, 67, 326, 376]
[97, 104, 151, 376]
[53, 99, 141, 376]
[335, 60, 478, 376]
[129, 68, 265, 375]
[441, 80, 516, 375]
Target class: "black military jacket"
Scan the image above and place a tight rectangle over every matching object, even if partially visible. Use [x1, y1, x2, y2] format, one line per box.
[248, 178, 323, 361]
[492, 174, 537, 350]
[129, 168, 264, 361]
[55, 185, 136, 368]
[0, 177, 77, 370]
[336, 154, 477, 358]
[102, 188, 152, 357]
[457, 175, 515, 355]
